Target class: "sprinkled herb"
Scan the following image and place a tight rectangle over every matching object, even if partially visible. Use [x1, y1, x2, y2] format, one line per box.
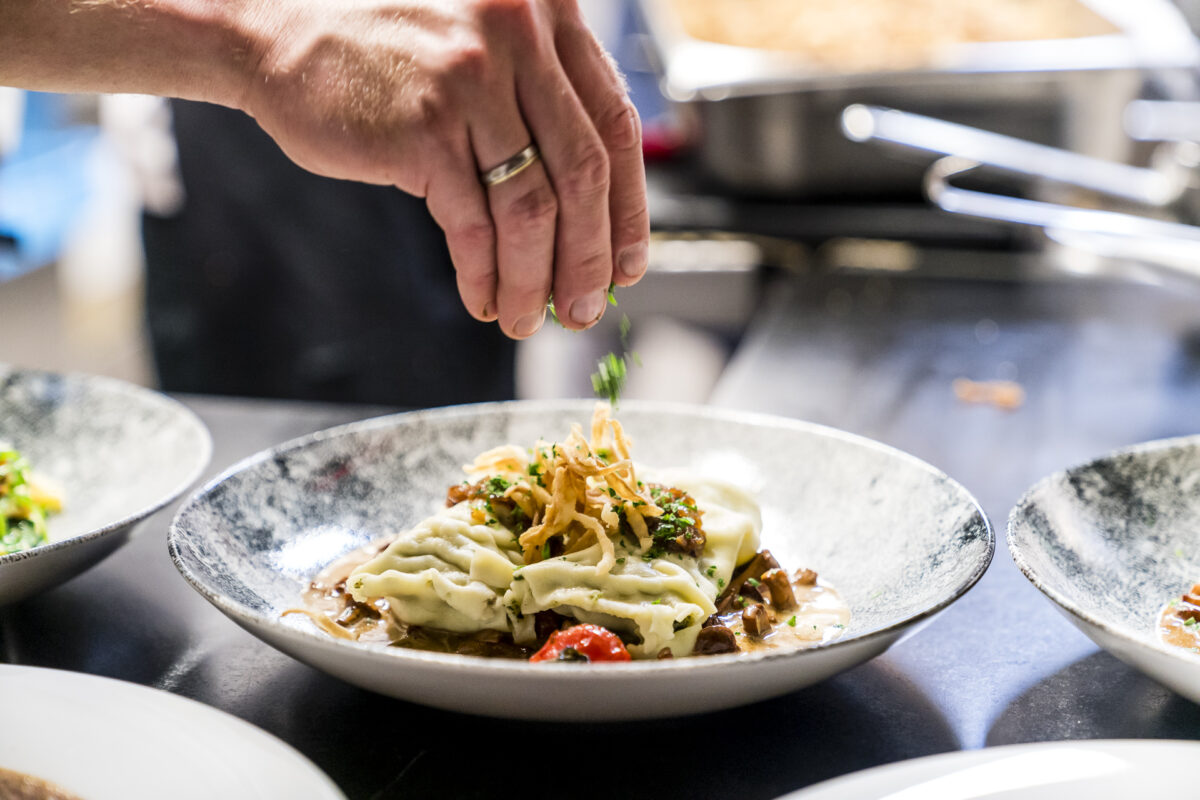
[746, 577, 761, 588]
[616, 557, 625, 564]
[651, 598, 662, 605]
[787, 615, 797, 627]
[590, 311, 639, 406]
[541, 542, 551, 560]
[706, 565, 717, 578]
[591, 352, 628, 406]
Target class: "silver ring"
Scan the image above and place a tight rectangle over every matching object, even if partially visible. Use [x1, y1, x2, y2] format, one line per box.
[480, 144, 540, 187]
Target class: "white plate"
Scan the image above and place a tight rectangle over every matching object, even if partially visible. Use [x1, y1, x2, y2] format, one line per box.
[0, 366, 211, 604]
[170, 400, 993, 721]
[0, 665, 345, 799]
[783, 740, 1200, 799]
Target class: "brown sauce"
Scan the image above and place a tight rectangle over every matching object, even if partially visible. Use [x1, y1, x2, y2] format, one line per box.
[0, 768, 83, 800]
[1158, 583, 1200, 654]
[717, 578, 850, 654]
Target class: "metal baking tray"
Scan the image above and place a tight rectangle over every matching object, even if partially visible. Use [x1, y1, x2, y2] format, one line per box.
[635, 0, 1200, 197]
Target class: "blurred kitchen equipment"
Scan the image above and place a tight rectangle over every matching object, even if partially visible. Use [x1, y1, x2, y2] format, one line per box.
[635, 0, 1199, 196]
[842, 104, 1200, 282]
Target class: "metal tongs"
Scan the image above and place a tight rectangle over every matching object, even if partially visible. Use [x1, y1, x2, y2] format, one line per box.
[841, 103, 1200, 279]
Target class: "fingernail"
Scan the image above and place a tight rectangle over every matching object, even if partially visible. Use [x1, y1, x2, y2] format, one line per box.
[618, 244, 648, 279]
[570, 291, 607, 326]
[482, 301, 496, 320]
[514, 310, 545, 338]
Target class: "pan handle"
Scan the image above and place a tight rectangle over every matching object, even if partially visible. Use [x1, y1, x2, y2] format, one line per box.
[841, 103, 1186, 207]
[924, 156, 1200, 278]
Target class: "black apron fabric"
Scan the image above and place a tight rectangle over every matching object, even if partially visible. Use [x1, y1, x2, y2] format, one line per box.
[143, 99, 515, 407]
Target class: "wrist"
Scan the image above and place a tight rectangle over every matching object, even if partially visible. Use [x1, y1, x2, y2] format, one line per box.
[159, 0, 267, 111]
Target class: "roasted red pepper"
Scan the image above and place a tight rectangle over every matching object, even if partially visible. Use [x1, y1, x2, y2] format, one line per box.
[529, 624, 632, 663]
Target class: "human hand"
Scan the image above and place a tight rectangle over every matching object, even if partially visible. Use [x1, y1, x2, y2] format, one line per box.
[239, 0, 649, 338]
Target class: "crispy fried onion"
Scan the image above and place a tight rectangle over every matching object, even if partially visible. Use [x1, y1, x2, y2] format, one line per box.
[462, 404, 662, 574]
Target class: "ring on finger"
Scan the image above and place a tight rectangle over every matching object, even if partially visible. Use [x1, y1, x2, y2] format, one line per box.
[479, 144, 541, 188]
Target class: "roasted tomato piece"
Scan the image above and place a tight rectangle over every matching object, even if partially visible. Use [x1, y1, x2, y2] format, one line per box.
[529, 624, 632, 663]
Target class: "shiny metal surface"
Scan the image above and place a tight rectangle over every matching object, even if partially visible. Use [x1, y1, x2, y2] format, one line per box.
[636, 0, 1199, 195]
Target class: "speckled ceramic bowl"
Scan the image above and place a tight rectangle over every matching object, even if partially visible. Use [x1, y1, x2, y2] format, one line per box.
[170, 400, 992, 721]
[1009, 436, 1200, 705]
[0, 366, 211, 605]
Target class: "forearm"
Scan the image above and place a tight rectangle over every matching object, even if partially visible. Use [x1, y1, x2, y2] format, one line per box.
[0, 0, 265, 109]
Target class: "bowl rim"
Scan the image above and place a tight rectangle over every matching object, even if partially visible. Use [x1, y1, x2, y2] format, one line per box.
[0, 365, 213, 567]
[1007, 433, 1200, 667]
[169, 398, 994, 677]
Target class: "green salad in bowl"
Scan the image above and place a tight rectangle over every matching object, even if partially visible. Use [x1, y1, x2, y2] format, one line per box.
[0, 445, 62, 556]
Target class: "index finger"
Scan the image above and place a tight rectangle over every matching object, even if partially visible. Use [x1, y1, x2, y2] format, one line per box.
[552, 10, 649, 287]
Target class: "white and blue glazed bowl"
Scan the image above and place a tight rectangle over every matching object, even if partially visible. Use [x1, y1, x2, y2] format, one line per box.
[0, 365, 211, 605]
[1009, 435, 1200, 705]
[170, 400, 992, 721]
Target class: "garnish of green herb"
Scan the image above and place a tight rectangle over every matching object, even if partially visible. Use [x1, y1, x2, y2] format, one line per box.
[706, 565, 717, 578]
[590, 308, 640, 406]
[591, 352, 628, 406]
[746, 577, 761, 587]
[484, 475, 511, 497]
[787, 615, 797, 627]
[0, 447, 58, 556]
[541, 542, 552, 560]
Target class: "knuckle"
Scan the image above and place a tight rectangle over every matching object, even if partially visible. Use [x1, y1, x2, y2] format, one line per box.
[596, 99, 641, 152]
[412, 86, 454, 133]
[477, 0, 540, 42]
[505, 275, 553, 304]
[557, 142, 610, 202]
[457, 266, 497, 299]
[500, 183, 558, 232]
[442, 37, 490, 84]
[613, 199, 650, 241]
[450, 217, 496, 253]
[564, 250, 614, 286]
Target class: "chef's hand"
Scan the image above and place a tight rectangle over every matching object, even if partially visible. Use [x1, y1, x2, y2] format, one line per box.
[240, 0, 649, 338]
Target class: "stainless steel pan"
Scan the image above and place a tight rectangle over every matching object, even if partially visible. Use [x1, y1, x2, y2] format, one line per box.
[635, 0, 1199, 196]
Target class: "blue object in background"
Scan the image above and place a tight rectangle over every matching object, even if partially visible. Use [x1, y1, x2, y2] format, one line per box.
[0, 92, 100, 282]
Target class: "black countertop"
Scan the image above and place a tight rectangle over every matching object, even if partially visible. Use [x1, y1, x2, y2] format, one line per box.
[4, 269, 1200, 799]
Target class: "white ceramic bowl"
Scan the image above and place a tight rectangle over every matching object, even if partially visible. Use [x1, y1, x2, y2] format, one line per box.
[0, 665, 345, 799]
[170, 400, 992, 721]
[1009, 435, 1200, 705]
[0, 365, 211, 604]
[783, 740, 1200, 799]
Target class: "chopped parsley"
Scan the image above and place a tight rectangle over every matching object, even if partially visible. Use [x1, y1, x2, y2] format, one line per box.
[484, 476, 511, 496]
[787, 615, 797, 627]
[746, 577, 761, 588]
[541, 542, 552, 561]
[706, 565, 717, 578]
